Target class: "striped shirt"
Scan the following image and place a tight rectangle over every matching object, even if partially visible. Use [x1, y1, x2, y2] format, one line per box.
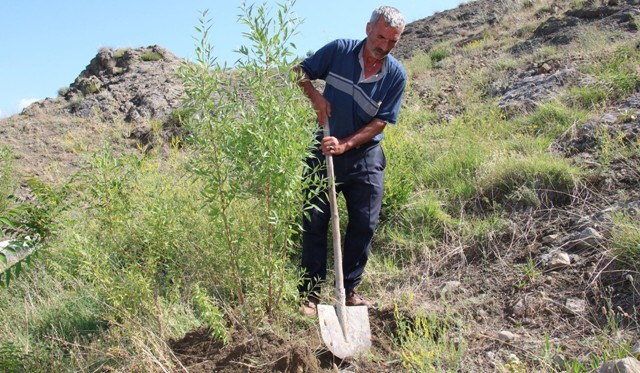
[300, 38, 406, 142]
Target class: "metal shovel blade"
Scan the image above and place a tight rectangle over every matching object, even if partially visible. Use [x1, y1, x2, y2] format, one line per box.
[317, 304, 372, 359]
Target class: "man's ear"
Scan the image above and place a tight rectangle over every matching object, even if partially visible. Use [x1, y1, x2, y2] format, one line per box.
[366, 22, 372, 36]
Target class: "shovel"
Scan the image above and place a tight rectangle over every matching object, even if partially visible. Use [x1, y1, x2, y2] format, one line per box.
[316, 124, 372, 359]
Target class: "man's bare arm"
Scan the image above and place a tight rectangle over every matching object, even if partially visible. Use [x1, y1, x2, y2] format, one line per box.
[293, 66, 331, 126]
[321, 118, 386, 155]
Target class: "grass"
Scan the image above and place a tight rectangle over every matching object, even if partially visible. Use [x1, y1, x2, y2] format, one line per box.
[140, 52, 163, 62]
[610, 212, 640, 265]
[394, 304, 466, 372]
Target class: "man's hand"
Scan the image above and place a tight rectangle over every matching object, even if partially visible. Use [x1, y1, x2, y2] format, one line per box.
[293, 66, 332, 125]
[321, 135, 344, 155]
[311, 93, 332, 128]
[321, 118, 386, 156]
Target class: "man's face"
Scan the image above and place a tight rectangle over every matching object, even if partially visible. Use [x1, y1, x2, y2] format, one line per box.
[365, 17, 403, 60]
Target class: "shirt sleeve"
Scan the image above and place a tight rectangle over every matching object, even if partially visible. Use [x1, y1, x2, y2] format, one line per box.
[299, 40, 341, 81]
[376, 67, 407, 125]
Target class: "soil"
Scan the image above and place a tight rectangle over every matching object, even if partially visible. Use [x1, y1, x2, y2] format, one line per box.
[169, 309, 403, 372]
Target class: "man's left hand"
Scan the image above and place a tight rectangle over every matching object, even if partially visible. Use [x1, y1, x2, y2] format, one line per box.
[321, 136, 344, 155]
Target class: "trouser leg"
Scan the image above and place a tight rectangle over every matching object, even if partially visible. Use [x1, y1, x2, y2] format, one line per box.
[341, 145, 385, 293]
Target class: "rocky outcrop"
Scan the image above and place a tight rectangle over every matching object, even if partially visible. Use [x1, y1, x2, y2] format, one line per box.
[63, 45, 185, 124]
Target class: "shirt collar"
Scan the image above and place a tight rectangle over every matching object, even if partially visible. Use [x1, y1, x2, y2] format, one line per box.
[357, 38, 387, 83]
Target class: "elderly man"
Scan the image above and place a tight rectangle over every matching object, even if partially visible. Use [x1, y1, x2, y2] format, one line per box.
[295, 6, 407, 316]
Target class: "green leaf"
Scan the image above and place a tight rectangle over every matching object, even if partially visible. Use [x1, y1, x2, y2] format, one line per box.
[0, 216, 15, 228]
[14, 261, 21, 279]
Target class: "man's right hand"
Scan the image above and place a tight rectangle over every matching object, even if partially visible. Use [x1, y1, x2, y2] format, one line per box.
[311, 92, 331, 127]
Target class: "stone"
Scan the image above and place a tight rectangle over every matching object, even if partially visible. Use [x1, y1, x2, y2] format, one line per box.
[596, 357, 640, 373]
[632, 341, 640, 359]
[553, 354, 566, 369]
[439, 281, 462, 296]
[566, 227, 604, 251]
[497, 331, 518, 343]
[542, 233, 561, 245]
[564, 298, 587, 316]
[512, 298, 526, 317]
[548, 252, 571, 269]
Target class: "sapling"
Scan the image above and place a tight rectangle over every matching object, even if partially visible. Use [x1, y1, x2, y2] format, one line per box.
[180, 1, 318, 316]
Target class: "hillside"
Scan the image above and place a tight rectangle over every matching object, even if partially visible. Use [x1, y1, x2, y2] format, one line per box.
[1, 0, 640, 372]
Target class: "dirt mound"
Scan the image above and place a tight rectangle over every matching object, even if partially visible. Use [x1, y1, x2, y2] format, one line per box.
[169, 308, 403, 372]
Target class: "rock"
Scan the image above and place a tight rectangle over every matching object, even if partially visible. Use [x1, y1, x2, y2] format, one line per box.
[565, 227, 604, 251]
[439, 280, 462, 295]
[564, 298, 587, 316]
[553, 354, 566, 369]
[632, 341, 640, 358]
[596, 357, 640, 373]
[486, 351, 496, 361]
[542, 233, 561, 245]
[512, 298, 527, 317]
[498, 68, 578, 115]
[65, 45, 185, 124]
[548, 252, 571, 269]
[497, 331, 518, 343]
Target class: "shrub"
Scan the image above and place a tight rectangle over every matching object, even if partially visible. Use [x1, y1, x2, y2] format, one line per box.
[610, 212, 640, 265]
[178, 2, 316, 318]
[394, 305, 466, 372]
[476, 152, 580, 210]
[140, 52, 163, 62]
[429, 46, 450, 64]
[514, 101, 587, 141]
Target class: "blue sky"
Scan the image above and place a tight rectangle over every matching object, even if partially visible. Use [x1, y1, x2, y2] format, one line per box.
[0, 1, 465, 118]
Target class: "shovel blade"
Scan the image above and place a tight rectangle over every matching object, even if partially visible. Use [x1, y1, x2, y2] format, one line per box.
[317, 304, 371, 359]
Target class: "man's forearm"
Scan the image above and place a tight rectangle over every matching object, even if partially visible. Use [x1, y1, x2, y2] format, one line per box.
[338, 118, 386, 151]
[294, 67, 321, 104]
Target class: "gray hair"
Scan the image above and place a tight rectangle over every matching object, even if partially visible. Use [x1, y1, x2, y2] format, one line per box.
[369, 6, 405, 29]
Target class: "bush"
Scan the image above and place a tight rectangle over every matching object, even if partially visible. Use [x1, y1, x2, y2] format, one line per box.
[610, 212, 640, 265]
[178, 2, 316, 318]
[140, 52, 163, 62]
[476, 152, 580, 210]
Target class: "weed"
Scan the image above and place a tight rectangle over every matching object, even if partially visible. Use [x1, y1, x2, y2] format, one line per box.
[394, 304, 465, 372]
[191, 285, 229, 343]
[515, 258, 541, 288]
[0, 342, 25, 372]
[476, 152, 579, 210]
[610, 212, 640, 264]
[514, 100, 585, 141]
[429, 46, 451, 65]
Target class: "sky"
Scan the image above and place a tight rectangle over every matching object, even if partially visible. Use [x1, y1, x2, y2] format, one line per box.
[0, 0, 465, 118]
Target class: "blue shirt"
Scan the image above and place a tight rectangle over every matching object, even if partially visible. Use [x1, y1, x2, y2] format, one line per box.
[300, 39, 406, 142]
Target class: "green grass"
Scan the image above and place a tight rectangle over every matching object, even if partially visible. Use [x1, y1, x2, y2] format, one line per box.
[476, 152, 580, 210]
[394, 304, 466, 372]
[140, 52, 163, 62]
[610, 212, 640, 265]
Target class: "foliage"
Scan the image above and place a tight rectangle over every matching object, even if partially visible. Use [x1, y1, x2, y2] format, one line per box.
[178, 1, 316, 317]
[513, 101, 586, 141]
[0, 342, 25, 373]
[610, 211, 640, 265]
[1, 147, 68, 288]
[140, 52, 163, 62]
[571, 44, 640, 106]
[191, 284, 229, 343]
[429, 46, 451, 65]
[476, 152, 580, 210]
[394, 304, 465, 372]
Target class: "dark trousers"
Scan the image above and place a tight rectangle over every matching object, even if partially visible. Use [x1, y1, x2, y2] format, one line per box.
[299, 142, 385, 298]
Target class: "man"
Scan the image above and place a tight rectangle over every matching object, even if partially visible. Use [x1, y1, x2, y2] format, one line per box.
[295, 6, 407, 316]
